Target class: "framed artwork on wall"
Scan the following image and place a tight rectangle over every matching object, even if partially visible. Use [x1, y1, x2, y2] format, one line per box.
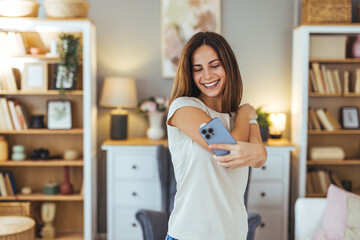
[21, 62, 48, 91]
[161, 0, 221, 78]
[47, 100, 72, 129]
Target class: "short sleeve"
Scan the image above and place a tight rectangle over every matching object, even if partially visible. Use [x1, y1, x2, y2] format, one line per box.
[167, 97, 207, 125]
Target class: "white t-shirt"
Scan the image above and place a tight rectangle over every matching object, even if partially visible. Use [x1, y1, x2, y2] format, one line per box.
[166, 96, 249, 240]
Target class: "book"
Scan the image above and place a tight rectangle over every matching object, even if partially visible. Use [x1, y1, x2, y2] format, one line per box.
[324, 109, 341, 130]
[0, 101, 7, 130]
[311, 63, 325, 93]
[306, 171, 314, 194]
[332, 69, 342, 93]
[3, 172, 14, 196]
[309, 108, 321, 130]
[0, 172, 8, 196]
[320, 65, 329, 93]
[8, 100, 21, 130]
[309, 69, 318, 92]
[355, 68, 360, 93]
[326, 69, 335, 93]
[344, 71, 350, 94]
[16, 103, 30, 129]
[316, 108, 334, 131]
[329, 171, 343, 189]
[310, 169, 322, 193]
[318, 169, 331, 194]
[0, 98, 14, 130]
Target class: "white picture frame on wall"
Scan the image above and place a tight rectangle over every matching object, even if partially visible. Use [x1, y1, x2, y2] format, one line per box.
[161, 0, 221, 78]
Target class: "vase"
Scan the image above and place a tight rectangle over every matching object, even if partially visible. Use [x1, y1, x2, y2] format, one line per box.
[146, 111, 165, 140]
[259, 127, 269, 142]
[353, 35, 360, 58]
[0, 136, 8, 162]
[60, 166, 73, 195]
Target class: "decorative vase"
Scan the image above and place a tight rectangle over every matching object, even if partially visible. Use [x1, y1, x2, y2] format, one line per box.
[259, 127, 269, 142]
[353, 35, 360, 58]
[146, 111, 165, 140]
[0, 136, 8, 162]
[60, 166, 73, 195]
[12, 145, 26, 161]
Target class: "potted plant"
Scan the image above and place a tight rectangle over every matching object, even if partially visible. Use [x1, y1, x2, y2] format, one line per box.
[57, 33, 81, 98]
[256, 106, 271, 142]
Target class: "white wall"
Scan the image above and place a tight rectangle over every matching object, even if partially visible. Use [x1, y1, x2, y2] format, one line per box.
[88, 0, 295, 233]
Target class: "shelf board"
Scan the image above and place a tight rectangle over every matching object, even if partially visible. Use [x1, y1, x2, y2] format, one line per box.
[309, 92, 360, 97]
[307, 160, 360, 165]
[306, 193, 326, 197]
[0, 193, 83, 201]
[308, 129, 360, 135]
[36, 232, 83, 240]
[310, 58, 360, 63]
[0, 90, 83, 96]
[0, 128, 83, 134]
[0, 160, 83, 167]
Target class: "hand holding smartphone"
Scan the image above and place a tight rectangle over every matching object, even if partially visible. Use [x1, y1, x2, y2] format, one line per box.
[199, 117, 236, 156]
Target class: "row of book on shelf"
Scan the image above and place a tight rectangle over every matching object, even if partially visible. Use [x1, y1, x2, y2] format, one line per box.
[0, 31, 29, 58]
[0, 98, 30, 131]
[307, 168, 342, 194]
[0, 171, 17, 196]
[308, 107, 341, 131]
[0, 67, 18, 91]
[309, 63, 360, 94]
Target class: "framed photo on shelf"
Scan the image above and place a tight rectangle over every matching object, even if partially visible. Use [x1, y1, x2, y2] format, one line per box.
[52, 64, 76, 90]
[161, 0, 221, 78]
[340, 106, 359, 129]
[21, 62, 48, 91]
[47, 100, 72, 129]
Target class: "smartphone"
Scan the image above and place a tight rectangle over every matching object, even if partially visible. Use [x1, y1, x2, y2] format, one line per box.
[199, 117, 237, 156]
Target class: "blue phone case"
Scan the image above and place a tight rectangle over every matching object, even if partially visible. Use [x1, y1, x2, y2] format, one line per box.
[199, 117, 237, 156]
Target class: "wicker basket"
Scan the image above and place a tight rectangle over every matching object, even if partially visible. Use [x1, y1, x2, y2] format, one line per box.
[0, 202, 31, 217]
[302, 0, 352, 24]
[44, 0, 90, 18]
[0, 1, 39, 17]
[0, 216, 35, 240]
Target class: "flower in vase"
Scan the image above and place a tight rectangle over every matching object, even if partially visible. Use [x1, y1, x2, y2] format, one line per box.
[138, 96, 169, 114]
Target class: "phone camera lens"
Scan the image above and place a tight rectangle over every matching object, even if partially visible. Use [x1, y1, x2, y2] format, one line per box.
[205, 134, 211, 139]
[208, 128, 213, 133]
[202, 129, 207, 134]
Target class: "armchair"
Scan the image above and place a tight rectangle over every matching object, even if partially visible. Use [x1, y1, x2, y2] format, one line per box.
[136, 145, 261, 240]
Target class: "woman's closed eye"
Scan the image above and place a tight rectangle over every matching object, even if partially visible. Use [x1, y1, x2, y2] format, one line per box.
[211, 64, 220, 69]
[193, 68, 202, 72]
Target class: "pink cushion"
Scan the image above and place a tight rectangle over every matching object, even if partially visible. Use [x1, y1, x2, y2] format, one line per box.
[312, 184, 358, 240]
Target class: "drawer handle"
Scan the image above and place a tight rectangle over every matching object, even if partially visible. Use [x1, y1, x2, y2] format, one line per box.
[260, 192, 266, 197]
[132, 223, 137, 227]
[132, 192, 138, 197]
[261, 166, 266, 170]
[260, 222, 265, 228]
[132, 165, 137, 170]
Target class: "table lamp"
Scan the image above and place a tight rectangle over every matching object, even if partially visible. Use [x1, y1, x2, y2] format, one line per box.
[100, 77, 138, 139]
[269, 112, 286, 139]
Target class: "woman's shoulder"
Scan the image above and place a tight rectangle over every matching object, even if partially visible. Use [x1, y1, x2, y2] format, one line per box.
[171, 96, 205, 108]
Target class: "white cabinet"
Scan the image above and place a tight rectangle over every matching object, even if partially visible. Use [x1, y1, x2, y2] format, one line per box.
[248, 141, 294, 240]
[103, 138, 293, 240]
[102, 139, 167, 240]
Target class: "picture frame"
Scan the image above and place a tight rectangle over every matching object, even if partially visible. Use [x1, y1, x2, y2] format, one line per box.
[340, 106, 359, 129]
[21, 62, 48, 91]
[47, 100, 72, 129]
[52, 64, 76, 90]
[161, 0, 221, 78]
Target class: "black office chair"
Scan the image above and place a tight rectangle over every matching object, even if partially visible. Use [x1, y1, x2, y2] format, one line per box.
[136, 145, 261, 240]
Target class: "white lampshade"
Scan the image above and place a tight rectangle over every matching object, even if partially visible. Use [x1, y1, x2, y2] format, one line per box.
[100, 77, 138, 108]
[269, 113, 286, 133]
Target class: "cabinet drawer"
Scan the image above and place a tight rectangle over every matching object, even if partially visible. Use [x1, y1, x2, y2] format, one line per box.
[251, 154, 284, 180]
[249, 209, 282, 240]
[248, 183, 283, 207]
[115, 182, 161, 208]
[114, 208, 142, 240]
[113, 150, 157, 180]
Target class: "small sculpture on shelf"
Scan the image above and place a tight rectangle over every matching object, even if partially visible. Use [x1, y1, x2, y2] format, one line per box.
[41, 202, 56, 239]
[60, 166, 73, 195]
[12, 145, 26, 161]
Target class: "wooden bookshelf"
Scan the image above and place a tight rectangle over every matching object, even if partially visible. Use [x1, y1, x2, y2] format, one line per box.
[308, 129, 360, 135]
[0, 128, 83, 134]
[0, 193, 83, 201]
[0, 90, 83, 96]
[0, 160, 83, 167]
[307, 160, 360, 165]
[310, 58, 360, 63]
[309, 92, 360, 97]
[36, 232, 83, 240]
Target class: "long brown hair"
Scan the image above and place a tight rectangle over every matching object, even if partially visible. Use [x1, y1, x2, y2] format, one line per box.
[168, 32, 243, 114]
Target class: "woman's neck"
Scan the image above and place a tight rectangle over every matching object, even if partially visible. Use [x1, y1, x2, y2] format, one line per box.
[198, 94, 222, 113]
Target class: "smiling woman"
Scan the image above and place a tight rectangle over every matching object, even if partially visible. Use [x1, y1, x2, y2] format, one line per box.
[165, 32, 266, 240]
